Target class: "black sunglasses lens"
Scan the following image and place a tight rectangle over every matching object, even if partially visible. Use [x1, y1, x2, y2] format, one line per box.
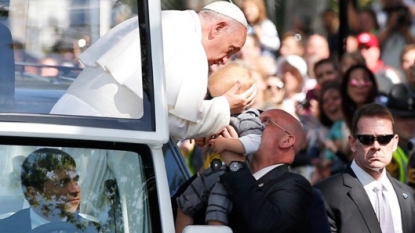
[357, 135, 374, 145]
[356, 135, 394, 145]
[377, 135, 394, 144]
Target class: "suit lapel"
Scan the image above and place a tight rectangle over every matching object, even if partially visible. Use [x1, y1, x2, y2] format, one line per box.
[343, 167, 381, 233]
[389, 175, 411, 233]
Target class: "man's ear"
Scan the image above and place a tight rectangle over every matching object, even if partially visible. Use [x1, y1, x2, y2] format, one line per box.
[280, 135, 295, 149]
[23, 186, 36, 203]
[211, 22, 227, 38]
[348, 135, 356, 153]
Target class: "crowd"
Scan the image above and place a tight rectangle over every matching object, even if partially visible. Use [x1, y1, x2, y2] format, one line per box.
[173, 0, 415, 232]
[179, 0, 415, 188]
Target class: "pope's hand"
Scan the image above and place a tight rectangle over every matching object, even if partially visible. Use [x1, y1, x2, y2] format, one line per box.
[224, 81, 257, 114]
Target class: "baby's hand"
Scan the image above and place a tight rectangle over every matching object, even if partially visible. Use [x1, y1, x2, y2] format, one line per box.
[210, 137, 228, 154]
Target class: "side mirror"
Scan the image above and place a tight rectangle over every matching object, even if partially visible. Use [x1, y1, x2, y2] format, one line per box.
[182, 225, 233, 233]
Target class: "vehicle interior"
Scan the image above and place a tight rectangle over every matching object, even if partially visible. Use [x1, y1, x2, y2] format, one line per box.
[0, 138, 162, 233]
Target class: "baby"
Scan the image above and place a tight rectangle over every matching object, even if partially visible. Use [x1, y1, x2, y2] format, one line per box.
[175, 61, 263, 232]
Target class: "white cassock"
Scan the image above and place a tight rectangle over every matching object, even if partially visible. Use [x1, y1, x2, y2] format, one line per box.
[51, 10, 230, 140]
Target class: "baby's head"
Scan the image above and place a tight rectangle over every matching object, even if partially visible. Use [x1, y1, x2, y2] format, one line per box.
[208, 61, 254, 98]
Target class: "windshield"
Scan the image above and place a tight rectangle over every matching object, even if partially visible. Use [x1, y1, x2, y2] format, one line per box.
[0, 142, 158, 233]
[0, 0, 156, 131]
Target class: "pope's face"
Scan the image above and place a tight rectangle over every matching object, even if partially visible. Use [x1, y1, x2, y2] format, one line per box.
[206, 24, 247, 66]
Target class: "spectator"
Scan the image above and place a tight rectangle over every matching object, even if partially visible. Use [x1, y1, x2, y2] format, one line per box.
[320, 9, 339, 58]
[239, 0, 280, 57]
[319, 81, 349, 176]
[279, 30, 306, 57]
[340, 51, 366, 74]
[261, 76, 285, 110]
[236, 34, 277, 76]
[39, 56, 59, 78]
[250, 69, 267, 110]
[359, 8, 380, 35]
[345, 35, 359, 53]
[276, 55, 310, 118]
[219, 109, 315, 233]
[356, 32, 401, 95]
[305, 34, 330, 79]
[293, 10, 313, 37]
[314, 58, 340, 88]
[385, 83, 415, 183]
[50, 1, 256, 140]
[400, 44, 415, 89]
[315, 103, 415, 233]
[306, 58, 341, 105]
[378, 3, 415, 71]
[341, 64, 379, 131]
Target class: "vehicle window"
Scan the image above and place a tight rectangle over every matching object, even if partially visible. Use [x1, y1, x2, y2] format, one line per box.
[0, 0, 153, 127]
[0, 144, 157, 233]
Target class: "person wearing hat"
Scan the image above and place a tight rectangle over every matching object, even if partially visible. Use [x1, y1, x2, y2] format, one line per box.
[384, 83, 415, 183]
[50, 1, 256, 140]
[356, 32, 402, 95]
[275, 55, 313, 119]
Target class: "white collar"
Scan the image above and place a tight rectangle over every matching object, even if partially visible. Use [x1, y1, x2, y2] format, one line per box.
[351, 160, 393, 192]
[253, 164, 283, 180]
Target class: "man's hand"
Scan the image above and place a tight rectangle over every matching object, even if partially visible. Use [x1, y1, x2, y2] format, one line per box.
[224, 81, 257, 115]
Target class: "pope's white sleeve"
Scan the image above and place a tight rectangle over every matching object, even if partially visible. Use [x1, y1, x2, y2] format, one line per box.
[168, 96, 230, 140]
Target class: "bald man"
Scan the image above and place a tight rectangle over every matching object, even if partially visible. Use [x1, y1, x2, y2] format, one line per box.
[218, 109, 317, 233]
[51, 1, 256, 140]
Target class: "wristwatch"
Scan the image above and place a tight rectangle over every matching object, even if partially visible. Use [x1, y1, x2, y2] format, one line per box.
[228, 161, 244, 172]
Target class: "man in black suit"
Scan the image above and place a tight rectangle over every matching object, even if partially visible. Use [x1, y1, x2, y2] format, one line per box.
[315, 103, 415, 233]
[218, 109, 319, 233]
[0, 148, 101, 233]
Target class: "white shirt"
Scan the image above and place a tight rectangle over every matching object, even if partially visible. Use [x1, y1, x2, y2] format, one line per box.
[253, 164, 283, 180]
[351, 160, 402, 233]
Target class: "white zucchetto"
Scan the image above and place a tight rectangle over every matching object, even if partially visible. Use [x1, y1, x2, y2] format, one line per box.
[202, 1, 248, 28]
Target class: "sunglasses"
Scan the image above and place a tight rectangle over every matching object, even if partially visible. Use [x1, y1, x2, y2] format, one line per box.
[266, 83, 284, 90]
[350, 78, 371, 87]
[354, 134, 395, 145]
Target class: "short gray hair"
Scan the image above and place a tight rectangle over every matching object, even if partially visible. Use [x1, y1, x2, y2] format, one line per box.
[199, 9, 244, 34]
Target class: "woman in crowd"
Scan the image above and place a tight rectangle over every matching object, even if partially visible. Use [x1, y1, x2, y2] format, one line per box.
[279, 30, 306, 57]
[318, 81, 349, 176]
[400, 44, 415, 89]
[341, 64, 379, 131]
[276, 55, 310, 118]
[261, 75, 285, 110]
[240, 0, 280, 57]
